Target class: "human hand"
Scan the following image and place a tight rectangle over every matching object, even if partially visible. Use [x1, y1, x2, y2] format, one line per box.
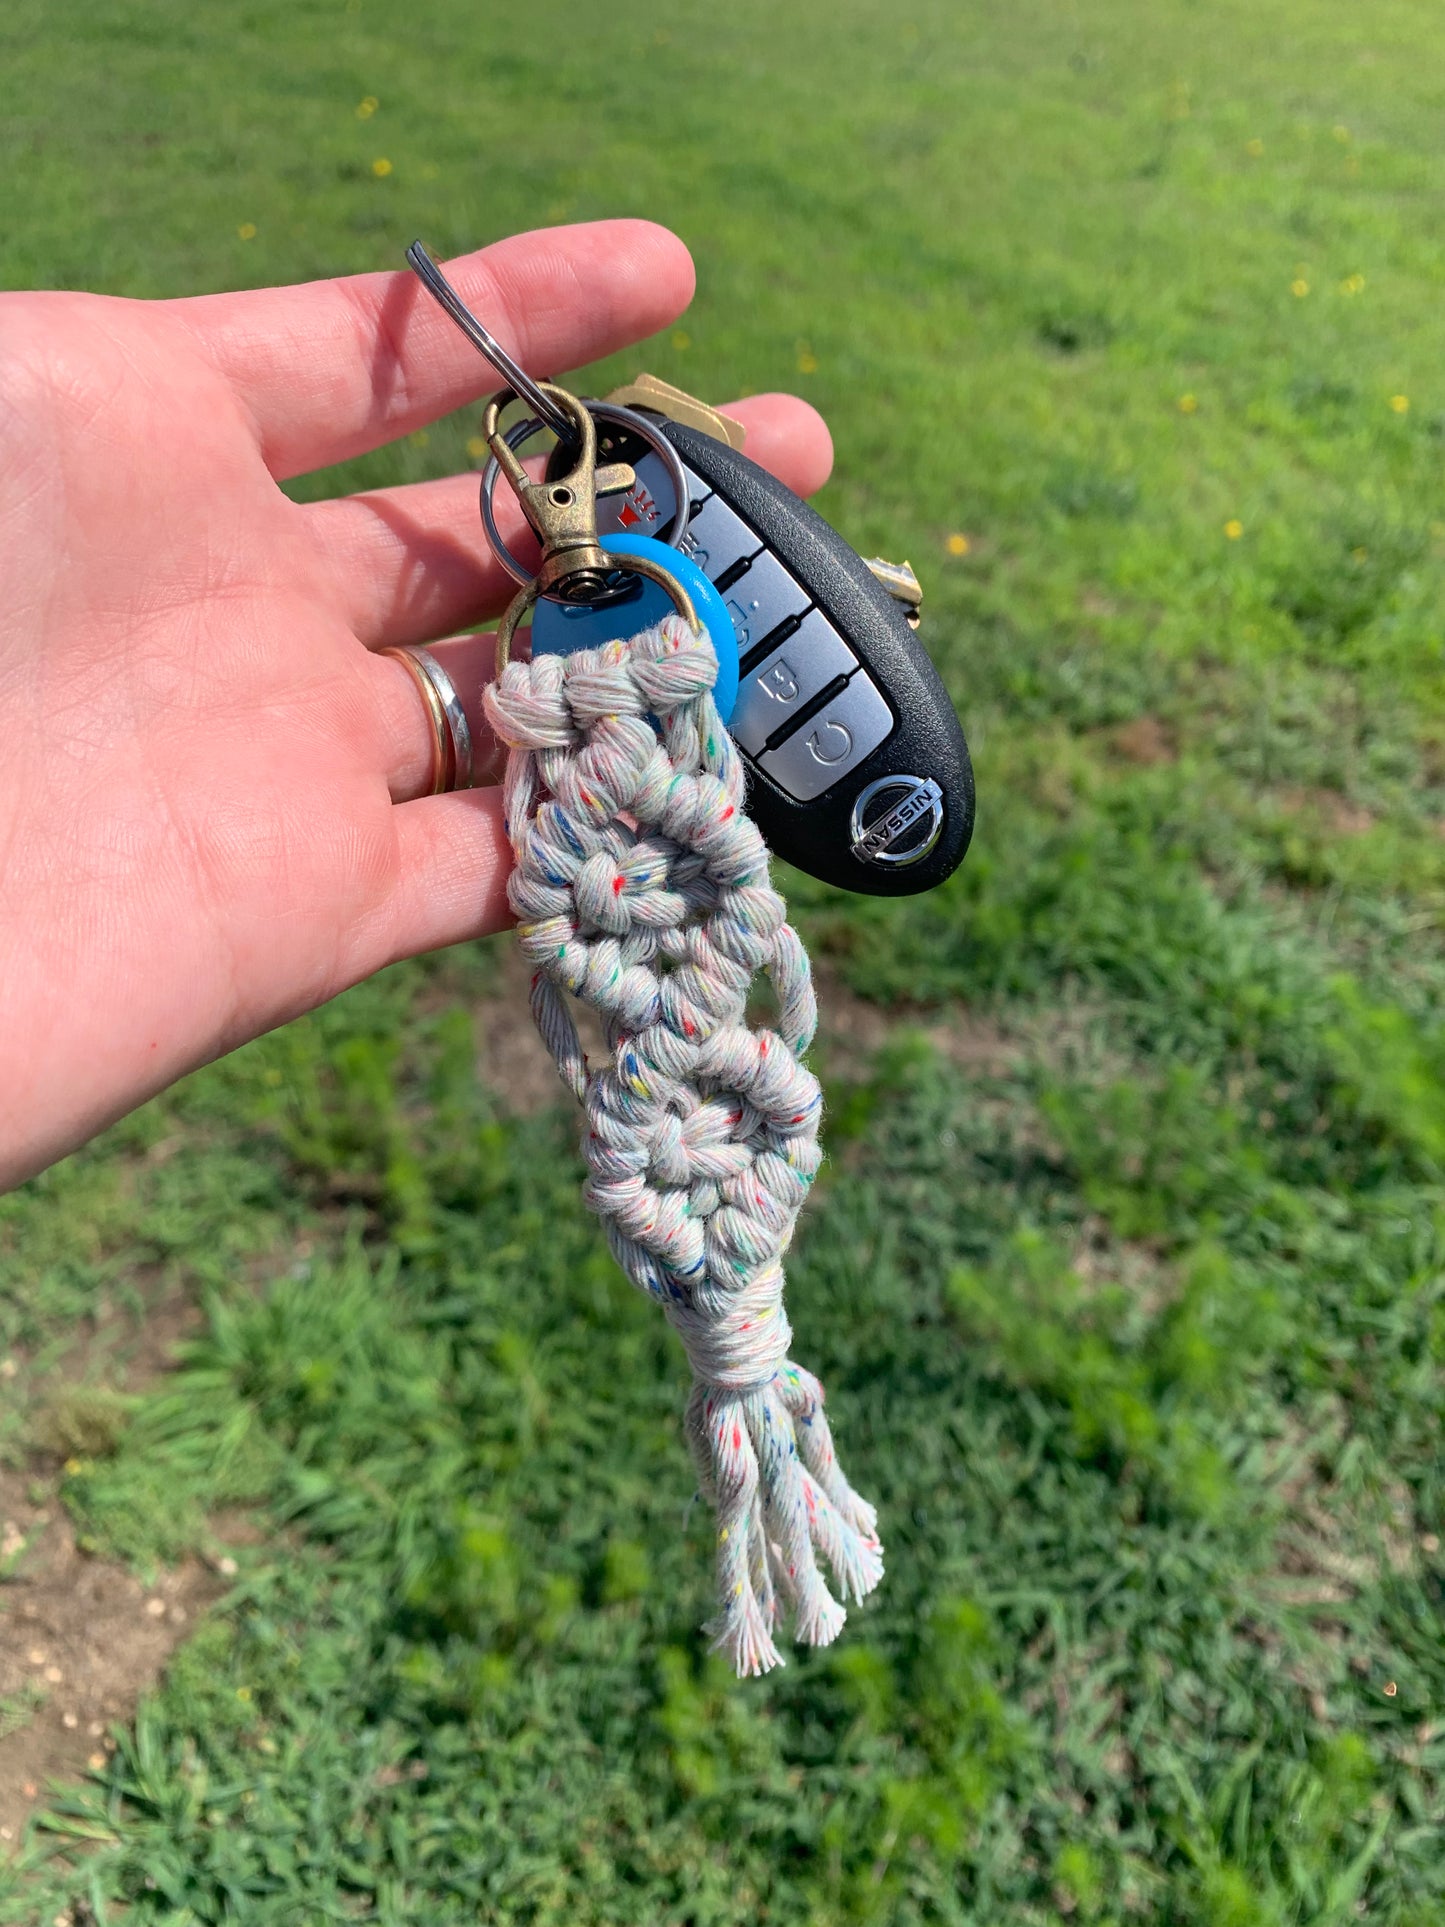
[0, 221, 833, 1188]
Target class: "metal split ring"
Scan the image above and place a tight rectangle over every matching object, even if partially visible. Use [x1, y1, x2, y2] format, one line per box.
[479, 400, 693, 591]
[379, 644, 474, 795]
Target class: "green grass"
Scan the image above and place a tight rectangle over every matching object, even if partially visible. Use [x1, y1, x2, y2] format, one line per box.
[2, 0, 1444, 1919]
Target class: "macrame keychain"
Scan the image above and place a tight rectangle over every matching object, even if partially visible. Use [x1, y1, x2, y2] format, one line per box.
[404, 242, 973, 1672]
[486, 611, 881, 1674]
[478, 389, 882, 1676]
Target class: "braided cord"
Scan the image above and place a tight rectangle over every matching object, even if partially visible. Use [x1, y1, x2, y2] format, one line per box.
[484, 614, 883, 1675]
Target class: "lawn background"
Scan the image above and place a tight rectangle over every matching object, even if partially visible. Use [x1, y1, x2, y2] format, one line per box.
[2, 0, 1444, 1920]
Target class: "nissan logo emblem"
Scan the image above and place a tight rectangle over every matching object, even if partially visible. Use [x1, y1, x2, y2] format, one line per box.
[849, 775, 945, 867]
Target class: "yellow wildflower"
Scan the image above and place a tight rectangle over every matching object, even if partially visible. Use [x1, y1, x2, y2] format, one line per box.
[947, 533, 970, 556]
[466, 435, 488, 460]
[1178, 393, 1199, 414]
[672, 330, 692, 351]
[1224, 519, 1244, 540]
[356, 96, 378, 120]
[1389, 394, 1409, 414]
[238, 222, 257, 242]
[1245, 138, 1264, 157]
[1291, 278, 1309, 298]
[372, 157, 393, 178]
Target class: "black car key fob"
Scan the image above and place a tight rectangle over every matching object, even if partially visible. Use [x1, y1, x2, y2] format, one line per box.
[548, 404, 975, 897]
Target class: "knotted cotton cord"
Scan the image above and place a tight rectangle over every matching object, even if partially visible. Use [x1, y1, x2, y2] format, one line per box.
[484, 613, 883, 1675]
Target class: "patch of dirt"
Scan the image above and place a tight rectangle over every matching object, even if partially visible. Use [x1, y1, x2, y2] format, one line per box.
[1068, 1219, 1174, 1315]
[458, 941, 1025, 1123]
[0, 1287, 224, 1854]
[1274, 1478, 1419, 1607]
[1267, 1410, 1422, 1618]
[1078, 588, 1121, 620]
[1106, 715, 1177, 766]
[0, 1481, 224, 1846]
[811, 966, 1021, 1084]
[32, 1290, 202, 1442]
[1273, 786, 1376, 836]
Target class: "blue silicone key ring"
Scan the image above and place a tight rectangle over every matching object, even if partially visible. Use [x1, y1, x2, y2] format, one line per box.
[528, 533, 739, 725]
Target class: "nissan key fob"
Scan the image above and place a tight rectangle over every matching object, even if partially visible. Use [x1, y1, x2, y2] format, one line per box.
[564, 408, 975, 897]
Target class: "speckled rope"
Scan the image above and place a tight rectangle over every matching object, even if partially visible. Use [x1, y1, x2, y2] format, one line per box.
[483, 613, 883, 1675]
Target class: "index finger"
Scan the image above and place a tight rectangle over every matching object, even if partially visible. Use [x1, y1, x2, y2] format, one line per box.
[165, 220, 696, 482]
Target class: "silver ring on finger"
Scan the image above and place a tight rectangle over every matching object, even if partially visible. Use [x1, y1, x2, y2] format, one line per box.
[379, 644, 474, 794]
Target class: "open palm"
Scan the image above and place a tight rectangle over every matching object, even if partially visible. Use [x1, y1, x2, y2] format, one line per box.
[0, 221, 832, 1186]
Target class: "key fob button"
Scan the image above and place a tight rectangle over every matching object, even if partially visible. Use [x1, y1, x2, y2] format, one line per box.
[677, 490, 763, 580]
[758, 673, 894, 801]
[730, 610, 859, 754]
[718, 547, 813, 657]
[593, 451, 685, 540]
